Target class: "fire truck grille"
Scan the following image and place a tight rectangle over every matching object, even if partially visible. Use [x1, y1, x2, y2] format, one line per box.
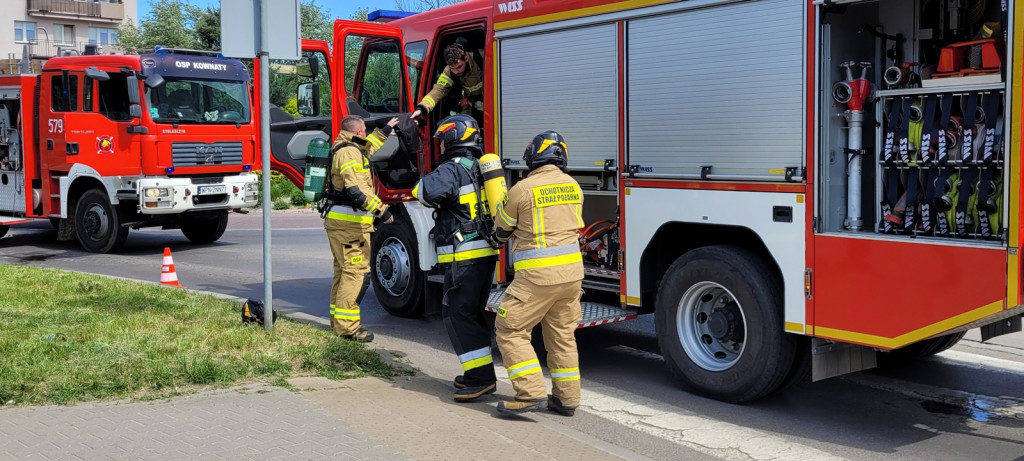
[171, 142, 244, 167]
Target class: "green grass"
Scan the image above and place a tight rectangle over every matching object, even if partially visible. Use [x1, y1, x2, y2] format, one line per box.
[0, 265, 407, 407]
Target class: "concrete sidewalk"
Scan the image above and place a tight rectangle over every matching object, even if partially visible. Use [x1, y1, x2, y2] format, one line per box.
[0, 374, 650, 461]
[0, 306, 668, 461]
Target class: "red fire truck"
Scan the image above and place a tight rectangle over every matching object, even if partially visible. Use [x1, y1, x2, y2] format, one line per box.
[271, 0, 1024, 402]
[0, 48, 260, 253]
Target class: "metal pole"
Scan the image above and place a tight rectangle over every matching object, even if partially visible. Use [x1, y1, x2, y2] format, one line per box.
[260, 50, 273, 331]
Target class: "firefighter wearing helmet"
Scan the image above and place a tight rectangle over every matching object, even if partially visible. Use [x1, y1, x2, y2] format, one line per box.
[491, 131, 584, 416]
[410, 41, 484, 124]
[411, 114, 500, 402]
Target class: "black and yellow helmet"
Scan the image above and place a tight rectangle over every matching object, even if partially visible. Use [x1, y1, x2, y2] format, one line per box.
[433, 114, 481, 151]
[523, 130, 568, 172]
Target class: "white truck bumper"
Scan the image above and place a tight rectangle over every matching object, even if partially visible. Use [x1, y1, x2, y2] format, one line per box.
[135, 173, 259, 214]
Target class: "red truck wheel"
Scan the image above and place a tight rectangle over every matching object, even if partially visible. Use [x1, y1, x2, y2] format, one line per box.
[655, 245, 796, 403]
[74, 189, 129, 253]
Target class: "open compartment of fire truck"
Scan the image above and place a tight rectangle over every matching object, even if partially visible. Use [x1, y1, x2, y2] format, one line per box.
[819, 0, 1010, 241]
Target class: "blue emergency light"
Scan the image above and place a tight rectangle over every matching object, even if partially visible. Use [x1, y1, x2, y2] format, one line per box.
[368, 10, 417, 23]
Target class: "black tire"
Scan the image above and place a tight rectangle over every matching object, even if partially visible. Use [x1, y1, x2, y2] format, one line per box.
[0, 224, 9, 239]
[180, 211, 229, 244]
[654, 245, 796, 403]
[74, 189, 129, 253]
[370, 214, 424, 317]
[778, 336, 812, 392]
[878, 331, 967, 366]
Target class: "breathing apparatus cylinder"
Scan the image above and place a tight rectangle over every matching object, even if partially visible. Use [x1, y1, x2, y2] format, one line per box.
[478, 153, 508, 218]
[303, 138, 331, 202]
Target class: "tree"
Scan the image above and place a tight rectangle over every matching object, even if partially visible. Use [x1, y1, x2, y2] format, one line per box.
[351, 7, 369, 21]
[117, 0, 203, 51]
[194, 7, 220, 51]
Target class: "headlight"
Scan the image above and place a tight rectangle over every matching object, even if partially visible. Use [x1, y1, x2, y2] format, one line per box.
[144, 187, 170, 198]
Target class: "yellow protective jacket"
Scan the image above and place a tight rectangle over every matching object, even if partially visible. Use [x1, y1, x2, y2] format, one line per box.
[416, 55, 483, 113]
[494, 165, 585, 285]
[326, 129, 389, 231]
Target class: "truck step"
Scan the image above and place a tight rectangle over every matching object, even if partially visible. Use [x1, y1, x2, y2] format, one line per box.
[486, 287, 638, 329]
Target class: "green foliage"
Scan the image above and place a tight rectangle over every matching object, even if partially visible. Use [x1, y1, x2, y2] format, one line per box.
[300, 0, 334, 41]
[194, 7, 221, 51]
[282, 98, 300, 117]
[0, 265, 408, 407]
[290, 189, 309, 207]
[351, 7, 369, 21]
[121, 0, 331, 53]
[118, 0, 204, 51]
[254, 171, 305, 208]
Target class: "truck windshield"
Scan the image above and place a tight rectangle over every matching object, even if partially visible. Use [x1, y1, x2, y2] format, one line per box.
[146, 79, 250, 124]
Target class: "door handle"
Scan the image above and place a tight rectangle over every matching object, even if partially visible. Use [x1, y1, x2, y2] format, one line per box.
[66, 142, 79, 155]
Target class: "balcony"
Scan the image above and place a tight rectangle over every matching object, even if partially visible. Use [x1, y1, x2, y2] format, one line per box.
[17, 39, 106, 59]
[27, 0, 125, 22]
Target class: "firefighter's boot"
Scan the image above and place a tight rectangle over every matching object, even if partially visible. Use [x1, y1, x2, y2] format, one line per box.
[496, 398, 547, 416]
[341, 327, 374, 343]
[453, 375, 467, 389]
[547, 394, 577, 417]
[453, 382, 496, 402]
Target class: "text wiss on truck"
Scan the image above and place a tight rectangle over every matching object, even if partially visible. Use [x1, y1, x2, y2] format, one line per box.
[0, 47, 259, 253]
[271, 0, 1024, 403]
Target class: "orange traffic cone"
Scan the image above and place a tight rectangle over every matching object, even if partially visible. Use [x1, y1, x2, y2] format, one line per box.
[160, 247, 185, 288]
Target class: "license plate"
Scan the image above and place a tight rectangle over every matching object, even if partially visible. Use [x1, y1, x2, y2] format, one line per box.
[198, 185, 226, 195]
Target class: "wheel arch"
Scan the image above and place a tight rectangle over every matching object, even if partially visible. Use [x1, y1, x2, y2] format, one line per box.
[395, 200, 439, 271]
[638, 222, 783, 313]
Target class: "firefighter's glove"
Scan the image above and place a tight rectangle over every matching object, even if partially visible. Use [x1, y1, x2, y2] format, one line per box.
[374, 208, 394, 227]
[486, 233, 503, 250]
[380, 124, 394, 137]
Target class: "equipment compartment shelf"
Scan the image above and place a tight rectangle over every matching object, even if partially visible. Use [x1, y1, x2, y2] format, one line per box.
[875, 82, 1005, 98]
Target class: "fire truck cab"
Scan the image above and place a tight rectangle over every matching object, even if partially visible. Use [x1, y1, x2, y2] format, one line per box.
[273, 0, 1024, 403]
[0, 48, 260, 252]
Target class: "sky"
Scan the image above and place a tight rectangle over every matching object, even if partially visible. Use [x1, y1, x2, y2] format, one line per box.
[135, 0, 367, 24]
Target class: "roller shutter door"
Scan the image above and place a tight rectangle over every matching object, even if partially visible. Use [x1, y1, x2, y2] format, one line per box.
[626, 0, 805, 180]
[499, 24, 618, 170]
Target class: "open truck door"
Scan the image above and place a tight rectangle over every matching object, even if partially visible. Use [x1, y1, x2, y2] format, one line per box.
[332, 20, 419, 196]
[267, 39, 333, 188]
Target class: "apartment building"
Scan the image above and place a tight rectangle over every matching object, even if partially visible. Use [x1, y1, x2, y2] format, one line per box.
[2, 0, 138, 65]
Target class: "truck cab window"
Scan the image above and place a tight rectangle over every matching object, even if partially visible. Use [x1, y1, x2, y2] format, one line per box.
[50, 74, 77, 112]
[98, 73, 131, 121]
[405, 41, 427, 100]
[345, 35, 404, 114]
[146, 79, 250, 124]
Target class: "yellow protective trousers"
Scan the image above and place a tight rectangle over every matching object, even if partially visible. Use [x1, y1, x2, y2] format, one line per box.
[495, 277, 583, 406]
[326, 224, 371, 336]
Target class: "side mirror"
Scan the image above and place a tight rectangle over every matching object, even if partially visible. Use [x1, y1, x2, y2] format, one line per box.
[297, 82, 320, 117]
[126, 75, 141, 105]
[296, 55, 318, 78]
[144, 73, 164, 89]
[85, 67, 109, 81]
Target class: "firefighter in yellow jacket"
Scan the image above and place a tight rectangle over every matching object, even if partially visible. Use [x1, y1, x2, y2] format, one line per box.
[325, 115, 397, 342]
[410, 42, 483, 124]
[491, 131, 585, 416]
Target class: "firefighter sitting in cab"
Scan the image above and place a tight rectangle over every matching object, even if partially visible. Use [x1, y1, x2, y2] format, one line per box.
[491, 131, 585, 416]
[411, 115, 500, 402]
[410, 40, 484, 125]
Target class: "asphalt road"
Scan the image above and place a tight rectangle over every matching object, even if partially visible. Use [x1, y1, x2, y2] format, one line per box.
[2, 210, 1023, 460]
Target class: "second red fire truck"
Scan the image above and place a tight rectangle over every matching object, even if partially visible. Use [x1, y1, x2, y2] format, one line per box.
[0, 48, 260, 253]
